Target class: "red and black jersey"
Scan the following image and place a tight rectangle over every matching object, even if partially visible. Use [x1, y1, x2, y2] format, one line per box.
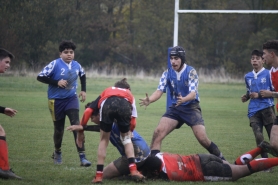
[157, 152, 204, 181]
[98, 87, 134, 108]
[271, 68, 278, 111]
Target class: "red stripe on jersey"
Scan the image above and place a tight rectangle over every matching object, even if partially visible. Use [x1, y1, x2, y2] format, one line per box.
[271, 70, 278, 111]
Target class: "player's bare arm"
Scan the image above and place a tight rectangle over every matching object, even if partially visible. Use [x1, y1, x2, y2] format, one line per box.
[66, 125, 83, 131]
[139, 90, 163, 109]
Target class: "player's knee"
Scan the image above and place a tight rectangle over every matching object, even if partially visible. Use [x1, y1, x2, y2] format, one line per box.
[120, 134, 132, 145]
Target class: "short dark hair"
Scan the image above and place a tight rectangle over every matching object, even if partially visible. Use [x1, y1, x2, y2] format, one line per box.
[59, 40, 76, 52]
[114, 78, 130, 90]
[0, 48, 15, 61]
[85, 101, 99, 116]
[262, 40, 278, 56]
[141, 156, 162, 178]
[251, 49, 263, 57]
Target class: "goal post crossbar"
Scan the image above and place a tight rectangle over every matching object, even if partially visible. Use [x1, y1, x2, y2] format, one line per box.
[174, 0, 278, 46]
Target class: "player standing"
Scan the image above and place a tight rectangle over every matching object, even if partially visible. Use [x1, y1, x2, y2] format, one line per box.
[37, 40, 91, 166]
[139, 46, 225, 159]
[241, 49, 275, 161]
[0, 48, 22, 180]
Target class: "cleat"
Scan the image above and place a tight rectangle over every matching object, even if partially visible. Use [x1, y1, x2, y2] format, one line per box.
[92, 173, 103, 183]
[258, 141, 278, 157]
[130, 170, 145, 182]
[79, 153, 91, 167]
[0, 168, 22, 180]
[52, 151, 62, 164]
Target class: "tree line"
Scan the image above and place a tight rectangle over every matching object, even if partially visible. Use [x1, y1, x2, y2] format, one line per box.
[0, 0, 278, 77]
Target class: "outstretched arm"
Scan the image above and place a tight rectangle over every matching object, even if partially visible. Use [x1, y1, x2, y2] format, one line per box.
[139, 90, 163, 109]
[0, 106, 17, 117]
[67, 124, 100, 132]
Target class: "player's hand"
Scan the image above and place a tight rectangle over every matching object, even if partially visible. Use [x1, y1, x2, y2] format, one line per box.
[79, 91, 86, 102]
[260, 90, 272, 98]
[66, 125, 83, 131]
[176, 93, 183, 107]
[4, 108, 17, 117]
[249, 92, 259, 99]
[58, 79, 68, 88]
[241, 94, 247, 102]
[139, 93, 150, 109]
[76, 132, 85, 148]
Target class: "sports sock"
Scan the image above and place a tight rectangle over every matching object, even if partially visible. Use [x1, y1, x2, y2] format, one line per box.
[234, 147, 262, 165]
[0, 136, 10, 170]
[128, 158, 137, 173]
[207, 142, 223, 158]
[248, 158, 278, 173]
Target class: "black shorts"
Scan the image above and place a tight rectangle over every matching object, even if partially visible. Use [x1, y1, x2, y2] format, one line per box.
[163, 103, 204, 129]
[198, 154, 232, 181]
[100, 96, 132, 133]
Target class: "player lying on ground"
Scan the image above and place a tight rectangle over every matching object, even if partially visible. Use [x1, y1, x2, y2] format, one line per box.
[139, 141, 278, 182]
[67, 101, 150, 179]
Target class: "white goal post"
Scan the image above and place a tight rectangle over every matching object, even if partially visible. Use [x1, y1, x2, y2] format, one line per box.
[173, 0, 278, 46]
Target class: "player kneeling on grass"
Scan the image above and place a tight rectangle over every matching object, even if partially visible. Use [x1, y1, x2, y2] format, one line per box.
[140, 141, 278, 182]
[67, 101, 150, 180]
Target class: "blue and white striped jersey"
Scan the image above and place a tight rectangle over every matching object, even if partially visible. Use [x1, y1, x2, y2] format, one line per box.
[244, 68, 274, 118]
[157, 64, 200, 105]
[38, 58, 85, 99]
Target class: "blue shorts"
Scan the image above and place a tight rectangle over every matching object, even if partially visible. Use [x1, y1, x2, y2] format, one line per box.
[48, 95, 79, 121]
[163, 103, 204, 128]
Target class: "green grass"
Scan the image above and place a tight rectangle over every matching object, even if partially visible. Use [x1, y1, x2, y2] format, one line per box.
[0, 76, 277, 185]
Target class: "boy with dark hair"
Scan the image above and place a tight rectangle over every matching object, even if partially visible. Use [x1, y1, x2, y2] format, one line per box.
[241, 49, 275, 162]
[37, 40, 91, 166]
[0, 48, 22, 180]
[260, 40, 278, 156]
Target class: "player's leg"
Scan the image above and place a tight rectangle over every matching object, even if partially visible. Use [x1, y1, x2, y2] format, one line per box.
[229, 157, 278, 181]
[52, 118, 65, 164]
[192, 125, 225, 159]
[103, 161, 123, 179]
[115, 97, 145, 181]
[199, 154, 232, 181]
[65, 108, 91, 167]
[150, 117, 178, 155]
[92, 97, 114, 183]
[0, 125, 21, 180]
[250, 121, 267, 158]
[270, 119, 278, 154]
[234, 146, 262, 165]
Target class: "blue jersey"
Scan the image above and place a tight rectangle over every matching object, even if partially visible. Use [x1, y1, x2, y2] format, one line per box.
[244, 68, 274, 118]
[38, 58, 85, 99]
[110, 124, 150, 163]
[158, 64, 200, 105]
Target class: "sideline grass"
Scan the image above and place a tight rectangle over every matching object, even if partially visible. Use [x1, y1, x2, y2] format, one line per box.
[0, 76, 277, 185]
